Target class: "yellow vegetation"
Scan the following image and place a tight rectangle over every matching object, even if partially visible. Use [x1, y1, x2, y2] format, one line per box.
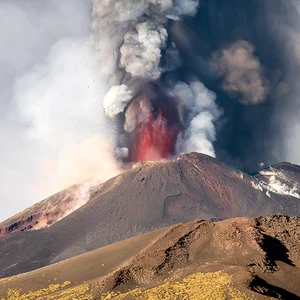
[2, 281, 93, 300]
[101, 271, 253, 300]
[2, 271, 253, 300]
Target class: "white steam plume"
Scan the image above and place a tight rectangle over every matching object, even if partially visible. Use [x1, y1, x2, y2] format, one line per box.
[103, 85, 134, 119]
[0, 0, 224, 222]
[48, 135, 121, 191]
[211, 40, 269, 105]
[91, 0, 227, 161]
[168, 80, 221, 157]
[91, 0, 225, 160]
[120, 21, 168, 80]
[92, 0, 200, 120]
[0, 1, 119, 221]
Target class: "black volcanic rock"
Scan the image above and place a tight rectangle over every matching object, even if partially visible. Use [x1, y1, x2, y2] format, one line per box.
[0, 153, 300, 278]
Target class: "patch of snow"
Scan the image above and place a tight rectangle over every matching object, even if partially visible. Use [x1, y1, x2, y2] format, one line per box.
[259, 168, 300, 199]
[251, 180, 264, 192]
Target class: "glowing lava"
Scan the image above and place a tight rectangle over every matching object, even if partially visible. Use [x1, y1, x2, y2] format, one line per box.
[131, 108, 179, 162]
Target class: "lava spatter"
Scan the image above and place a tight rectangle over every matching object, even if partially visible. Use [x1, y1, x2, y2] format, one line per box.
[131, 107, 179, 162]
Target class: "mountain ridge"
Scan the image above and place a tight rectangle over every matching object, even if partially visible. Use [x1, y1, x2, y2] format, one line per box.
[0, 153, 299, 279]
[0, 215, 299, 299]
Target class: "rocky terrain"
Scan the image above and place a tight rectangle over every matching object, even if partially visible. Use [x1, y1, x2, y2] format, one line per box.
[0, 182, 100, 238]
[0, 215, 299, 299]
[0, 153, 300, 280]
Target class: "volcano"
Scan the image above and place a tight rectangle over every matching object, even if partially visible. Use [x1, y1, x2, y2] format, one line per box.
[0, 153, 299, 280]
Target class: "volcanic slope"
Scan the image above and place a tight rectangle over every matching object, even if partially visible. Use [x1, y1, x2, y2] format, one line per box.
[0, 215, 299, 299]
[0, 153, 300, 279]
[0, 182, 101, 238]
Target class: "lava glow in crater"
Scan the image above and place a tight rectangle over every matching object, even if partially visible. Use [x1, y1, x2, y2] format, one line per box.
[131, 108, 179, 162]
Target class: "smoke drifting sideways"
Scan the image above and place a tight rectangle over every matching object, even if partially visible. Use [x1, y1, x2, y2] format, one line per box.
[211, 40, 269, 106]
[0, 0, 121, 221]
[192, 0, 300, 173]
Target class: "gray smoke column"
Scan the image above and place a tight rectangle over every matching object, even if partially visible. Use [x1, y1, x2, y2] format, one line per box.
[91, 0, 223, 160]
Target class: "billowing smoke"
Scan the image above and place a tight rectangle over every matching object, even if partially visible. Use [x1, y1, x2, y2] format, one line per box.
[0, 1, 119, 221]
[48, 135, 120, 191]
[103, 84, 134, 119]
[120, 21, 167, 80]
[211, 40, 269, 105]
[91, 0, 223, 162]
[90, 0, 300, 173]
[3, 0, 300, 221]
[167, 80, 221, 157]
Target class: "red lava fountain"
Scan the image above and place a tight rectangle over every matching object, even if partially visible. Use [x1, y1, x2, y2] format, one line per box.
[131, 107, 179, 162]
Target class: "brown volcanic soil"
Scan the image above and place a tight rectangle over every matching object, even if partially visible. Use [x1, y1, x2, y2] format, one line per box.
[0, 215, 299, 299]
[0, 153, 299, 279]
[0, 182, 101, 238]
